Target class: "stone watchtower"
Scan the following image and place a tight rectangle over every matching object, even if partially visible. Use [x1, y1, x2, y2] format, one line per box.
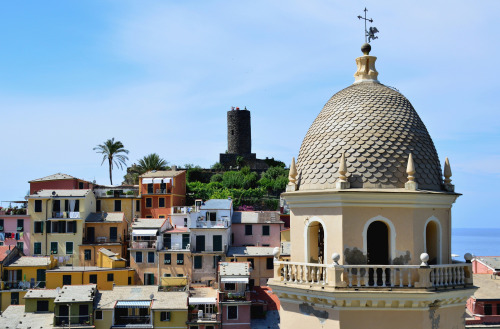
[219, 107, 267, 169]
[227, 108, 252, 155]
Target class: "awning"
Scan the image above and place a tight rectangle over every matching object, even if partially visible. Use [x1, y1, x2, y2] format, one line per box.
[132, 229, 158, 236]
[163, 178, 172, 184]
[142, 178, 153, 184]
[115, 301, 151, 308]
[220, 277, 249, 283]
[189, 297, 217, 305]
[153, 178, 163, 184]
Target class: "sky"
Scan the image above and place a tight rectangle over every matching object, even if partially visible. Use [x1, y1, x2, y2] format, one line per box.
[0, 1, 498, 228]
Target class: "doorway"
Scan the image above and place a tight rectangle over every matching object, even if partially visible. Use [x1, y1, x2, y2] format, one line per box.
[307, 221, 325, 264]
[367, 221, 390, 285]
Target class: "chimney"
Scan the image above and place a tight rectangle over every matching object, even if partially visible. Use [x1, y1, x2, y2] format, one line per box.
[171, 165, 177, 171]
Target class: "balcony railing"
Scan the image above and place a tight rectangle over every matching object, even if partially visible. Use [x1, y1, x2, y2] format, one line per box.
[188, 312, 220, 322]
[51, 211, 80, 219]
[131, 240, 157, 249]
[83, 237, 122, 244]
[114, 315, 151, 326]
[223, 291, 251, 302]
[54, 315, 92, 327]
[272, 259, 473, 290]
[193, 219, 230, 229]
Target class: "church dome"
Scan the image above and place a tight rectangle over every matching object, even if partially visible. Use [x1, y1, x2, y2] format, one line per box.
[296, 53, 443, 191]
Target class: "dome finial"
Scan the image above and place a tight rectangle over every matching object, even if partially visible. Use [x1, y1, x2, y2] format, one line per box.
[405, 153, 418, 190]
[336, 152, 350, 189]
[443, 157, 455, 192]
[286, 157, 298, 192]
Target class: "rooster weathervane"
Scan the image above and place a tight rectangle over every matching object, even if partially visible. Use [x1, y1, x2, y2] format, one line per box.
[357, 8, 379, 43]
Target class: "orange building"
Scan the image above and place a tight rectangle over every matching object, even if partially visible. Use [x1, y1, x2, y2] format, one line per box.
[139, 170, 186, 219]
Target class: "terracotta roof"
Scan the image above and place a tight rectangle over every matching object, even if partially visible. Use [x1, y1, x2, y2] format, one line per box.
[140, 170, 185, 178]
[0, 246, 13, 262]
[296, 81, 443, 191]
[29, 173, 88, 183]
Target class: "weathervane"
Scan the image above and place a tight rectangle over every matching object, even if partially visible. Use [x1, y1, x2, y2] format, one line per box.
[357, 8, 379, 43]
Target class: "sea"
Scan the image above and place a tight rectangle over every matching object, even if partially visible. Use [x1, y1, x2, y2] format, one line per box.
[452, 228, 500, 259]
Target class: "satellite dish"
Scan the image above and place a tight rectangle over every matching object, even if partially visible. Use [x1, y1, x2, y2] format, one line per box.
[150, 293, 154, 300]
[52, 191, 56, 196]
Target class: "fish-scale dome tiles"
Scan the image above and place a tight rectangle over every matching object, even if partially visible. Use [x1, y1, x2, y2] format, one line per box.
[296, 82, 443, 191]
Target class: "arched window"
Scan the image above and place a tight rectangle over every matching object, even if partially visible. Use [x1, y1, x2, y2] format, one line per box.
[425, 218, 442, 265]
[304, 218, 327, 264]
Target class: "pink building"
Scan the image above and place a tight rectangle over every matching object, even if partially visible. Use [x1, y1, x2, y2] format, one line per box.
[466, 257, 500, 325]
[218, 262, 251, 329]
[0, 212, 30, 255]
[231, 211, 284, 247]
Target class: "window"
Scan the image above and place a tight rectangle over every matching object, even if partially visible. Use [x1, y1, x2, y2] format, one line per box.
[96, 200, 101, 212]
[485, 304, 493, 315]
[89, 274, 97, 284]
[34, 242, 42, 255]
[184, 218, 188, 227]
[79, 304, 89, 316]
[207, 212, 217, 221]
[213, 255, 221, 269]
[160, 311, 171, 321]
[245, 225, 252, 235]
[146, 198, 152, 208]
[164, 273, 171, 277]
[225, 283, 236, 291]
[114, 200, 121, 212]
[177, 254, 184, 265]
[0, 219, 3, 232]
[53, 200, 61, 212]
[144, 273, 154, 285]
[146, 215, 152, 218]
[213, 235, 223, 252]
[16, 219, 24, 232]
[164, 254, 171, 264]
[34, 221, 43, 233]
[147, 184, 153, 194]
[65, 200, 69, 212]
[84, 249, 91, 260]
[16, 242, 24, 251]
[128, 277, 132, 285]
[262, 225, 270, 236]
[177, 274, 183, 277]
[159, 215, 165, 218]
[267, 257, 274, 270]
[11, 292, 19, 305]
[194, 256, 202, 269]
[50, 242, 58, 254]
[110, 227, 118, 241]
[95, 310, 103, 320]
[135, 251, 143, 263]
[227, 305, 238, 319]
[107, 273, 114, 282]
[497, 303, 500, 316]
[66, 242, 73, 254]
[74, 200, 80, 212]
[247, 258, 254, 269]
[195, 235, 205, 252]
[35, 200, 42, 212]
[62, 275, 72, 285]
[67, 221, 77, 233]
[182, 234, 190, 249]
[159, 198, 165, 208]
[148, 251, 155, 263]
[136, 200, 140, 211]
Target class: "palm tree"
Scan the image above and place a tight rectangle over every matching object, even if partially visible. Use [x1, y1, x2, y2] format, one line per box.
[94, 138, 129, 185]
[137, 153, 169, 173]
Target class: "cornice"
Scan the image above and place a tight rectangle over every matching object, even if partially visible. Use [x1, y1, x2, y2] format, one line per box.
[283, 189, 460, 209]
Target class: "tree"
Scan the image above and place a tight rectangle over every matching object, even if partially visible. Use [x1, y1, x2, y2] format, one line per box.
[94, 138, 129, 185]
[137, 153, 169, 173]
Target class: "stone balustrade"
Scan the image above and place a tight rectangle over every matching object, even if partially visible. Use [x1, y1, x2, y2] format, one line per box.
[272, 258, 473, 290]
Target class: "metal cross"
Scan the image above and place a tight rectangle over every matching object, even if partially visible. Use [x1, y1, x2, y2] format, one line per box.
[357, 8, 373, 43]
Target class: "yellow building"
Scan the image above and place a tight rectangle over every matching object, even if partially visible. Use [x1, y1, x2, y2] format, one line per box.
[227, 247, 275, 286]
[0, 290, 27, 312]
[28, 189, 96, 266]
[268, 44, 476, 329]
[3, 255, 58, 288]
[94, 286, 188, 329]
[79, 212, 128, 267]
[94, 186, 140, 225]
[45, 251, 135, 290]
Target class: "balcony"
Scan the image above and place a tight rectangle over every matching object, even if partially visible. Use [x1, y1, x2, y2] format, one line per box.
[131, 240, 157, 249]
[165, 243, 190, 251]
[222, 291, 251, 302]
[95, 190, 138, 198]
[272, 258, 474, 290]
[172, 206, 192, 214]
[54, 315, 92, 327]
[0, 280, 46, 290]
[193, 219, 230, 229]
[188, 312, 220, 323]
[113, 315, 152, 327]
[51, 211, 81, 219]
[83, 236, 122, 245]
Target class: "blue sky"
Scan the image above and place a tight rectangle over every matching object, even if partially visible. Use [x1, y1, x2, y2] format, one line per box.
[0, 1, 498, 228]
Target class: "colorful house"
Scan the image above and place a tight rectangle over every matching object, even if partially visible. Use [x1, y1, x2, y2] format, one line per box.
[227, 247, 275, 287]
[28, 189, 96, 266]
[218, 262, 251, 329]
[230, 211, 283, 248]
[80, 212, 128, 267]
[139, 170, 186, 219]
[53, 285, 96, 327]
[187, 286, 221, 329]
[3, 255, 58, 290]
[28, 173, 93, 195]
[159, 227, 192, 284]
[94, 286, 188, 329]
[0, 211, 31, 255]
[94, 185, 140, 225]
